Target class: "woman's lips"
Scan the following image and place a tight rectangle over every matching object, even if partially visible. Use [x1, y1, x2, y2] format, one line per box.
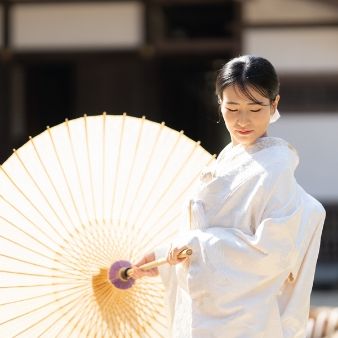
[236, 130, 254, 135]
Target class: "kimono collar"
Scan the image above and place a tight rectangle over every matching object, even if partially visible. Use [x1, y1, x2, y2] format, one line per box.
[218, 137, 299, 172]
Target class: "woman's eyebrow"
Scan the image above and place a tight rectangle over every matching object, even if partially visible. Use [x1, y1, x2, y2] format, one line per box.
[225, 101, 267, 105]
[248, 102, 265, 105]
[225, 101, 240, 105]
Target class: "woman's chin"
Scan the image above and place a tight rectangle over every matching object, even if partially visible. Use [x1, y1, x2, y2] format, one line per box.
[233, 136, 258, 146]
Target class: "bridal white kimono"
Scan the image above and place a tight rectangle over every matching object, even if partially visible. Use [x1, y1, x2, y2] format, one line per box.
[155, 137, 325, 338]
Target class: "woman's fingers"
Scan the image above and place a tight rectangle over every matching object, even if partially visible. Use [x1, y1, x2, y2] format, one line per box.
[128, 245, 190, 280]
[130, 266, 159, 279]
[130, 252, 159, 279]
[167, 245, 189, 265]
[135, 252, 156, 266]
[128, 266, 145, 279]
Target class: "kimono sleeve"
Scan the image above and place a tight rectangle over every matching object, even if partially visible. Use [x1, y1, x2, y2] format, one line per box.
[179, 163, 324, 289]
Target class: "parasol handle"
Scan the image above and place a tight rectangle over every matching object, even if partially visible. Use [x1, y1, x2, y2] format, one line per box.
[138, 248, 192, 271]
[123, 248, 192, 280]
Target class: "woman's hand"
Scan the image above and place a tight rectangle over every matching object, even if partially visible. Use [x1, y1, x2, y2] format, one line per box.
[167, 245, 190, 265]
[129, 245, 190, 280]
[129, 252, 159, 279]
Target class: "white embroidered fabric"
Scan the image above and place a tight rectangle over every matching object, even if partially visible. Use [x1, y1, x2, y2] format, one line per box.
[156, 137, 325, 338]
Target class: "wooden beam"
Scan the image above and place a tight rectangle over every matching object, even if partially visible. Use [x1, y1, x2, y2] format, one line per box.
[245, 20, 338, 29]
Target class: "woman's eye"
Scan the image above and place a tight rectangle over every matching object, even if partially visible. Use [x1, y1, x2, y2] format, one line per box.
[250, 109, 261, 112]
[226, 108, 238, 112]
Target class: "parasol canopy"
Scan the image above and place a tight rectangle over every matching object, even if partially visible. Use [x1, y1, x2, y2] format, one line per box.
[0, 113, 215, 337]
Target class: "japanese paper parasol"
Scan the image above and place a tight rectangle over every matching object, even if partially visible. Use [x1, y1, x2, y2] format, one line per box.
[0, 113, 215, 337]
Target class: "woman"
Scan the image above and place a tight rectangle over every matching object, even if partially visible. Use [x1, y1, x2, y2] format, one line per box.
[132, 55, 326, 338]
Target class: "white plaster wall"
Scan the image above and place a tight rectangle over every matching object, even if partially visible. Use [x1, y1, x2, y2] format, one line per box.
[269, 114, 338, 202]
[243, 0, 338, 73]
[243, 28, 338, 73]
[244, 1, 338, 201]
[244, 0, 338, 23]
[10, 2, 144, 50]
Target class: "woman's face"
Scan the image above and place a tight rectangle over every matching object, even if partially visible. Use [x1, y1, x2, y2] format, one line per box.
[220, 85, 279, 146]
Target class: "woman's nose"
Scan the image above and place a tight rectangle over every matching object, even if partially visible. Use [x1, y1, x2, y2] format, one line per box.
[237, 110, 250, 126]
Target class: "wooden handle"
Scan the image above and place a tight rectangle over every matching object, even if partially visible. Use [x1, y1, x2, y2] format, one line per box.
[140, 248, 192, 270]
[125, 248, 192, 278]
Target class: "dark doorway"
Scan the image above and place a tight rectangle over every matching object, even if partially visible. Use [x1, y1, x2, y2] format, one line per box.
[157, 56, 230, 155]
[25, 63, 76, 137]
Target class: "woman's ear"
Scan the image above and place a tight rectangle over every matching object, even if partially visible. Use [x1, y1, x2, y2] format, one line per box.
[217, 96, 222, 105]
[273, 95, 280, 111]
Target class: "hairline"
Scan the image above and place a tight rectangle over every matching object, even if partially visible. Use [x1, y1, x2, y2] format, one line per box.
[220, 83, 273, 105]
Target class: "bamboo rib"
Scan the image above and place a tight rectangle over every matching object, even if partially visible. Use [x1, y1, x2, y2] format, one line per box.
[117, 115, 145, 228]
[0, 270, 88, 281]
[92, 268, 166, 336]
[110, 113, 127, 223]
[0, 218, 84, 273]
[65, 118, 94, 229]
[28, 137, 79, 238]
[83, 115, 121, 255]
[92, 280, 123, 336]
[0, 207, 111, 278]
[0, 253, 84, 278]
[1, 283, 91, 327]
[0, 281, 85, 289]
[0, 180, 113, 278]
[47, 125, 111, 264]
[83, 115, 111, 261]
[130, 140, 203, 254]
[53, 289, 98, 337]
[93, 282, 128, 337]
[12, 149, 75, 236]
[12, 284, 92, 337]
[15, 144, 104, 266]
[0, 166, 66, 246]
[128, 129, 183, 229]
[102, 113, 107, 225]
[28, 137, 108, 265]
[47, 127, 92, 239]
[83, 114, 98, 223]
[38, 290, 94, 337]
[137, 139, 201, 228]
[132, 154, 216, 256]
[125, 121, 165, 231]
[53, 294, 93, 337]
[0, 196, 69, 256]
[124, 131, 183, 257]
[0, 114, 215, 337]
[0, 283, 87, 306]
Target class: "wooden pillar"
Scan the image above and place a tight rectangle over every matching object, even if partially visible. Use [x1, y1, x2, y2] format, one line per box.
[0, 0, 11, 163]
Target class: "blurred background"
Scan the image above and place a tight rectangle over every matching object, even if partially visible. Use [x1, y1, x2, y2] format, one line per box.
[0, 0, 337, 308]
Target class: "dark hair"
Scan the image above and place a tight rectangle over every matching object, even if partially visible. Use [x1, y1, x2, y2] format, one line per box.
[215, 55, 280, 104]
